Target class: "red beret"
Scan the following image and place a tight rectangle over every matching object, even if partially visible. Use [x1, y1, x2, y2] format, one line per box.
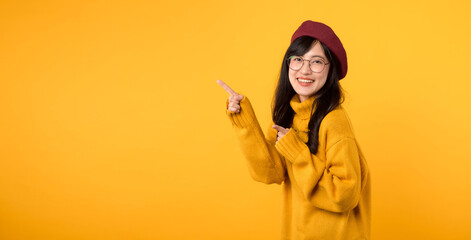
[291, 20, 348, 80]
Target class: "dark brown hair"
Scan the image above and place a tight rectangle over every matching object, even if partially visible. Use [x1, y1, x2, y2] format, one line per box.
[272, 36, 344, 154]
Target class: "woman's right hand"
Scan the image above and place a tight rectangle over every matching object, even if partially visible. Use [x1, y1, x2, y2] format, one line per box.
[217, 79, 244, 113]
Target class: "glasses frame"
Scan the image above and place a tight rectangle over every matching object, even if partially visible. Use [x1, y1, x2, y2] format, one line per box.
[288, 56, 330, 73]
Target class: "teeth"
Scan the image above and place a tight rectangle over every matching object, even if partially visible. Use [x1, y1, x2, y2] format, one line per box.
[297, 78, 314, 83]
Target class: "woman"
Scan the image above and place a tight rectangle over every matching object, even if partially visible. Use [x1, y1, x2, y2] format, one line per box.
[218, 20, 370, 240]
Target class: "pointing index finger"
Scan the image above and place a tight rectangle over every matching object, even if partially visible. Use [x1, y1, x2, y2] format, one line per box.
[272, 125, 288, 132]
[217, 79, 236, 96]
[272, 125, 282, 131]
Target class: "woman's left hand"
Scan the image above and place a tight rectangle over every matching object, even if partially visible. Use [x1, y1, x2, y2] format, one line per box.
[272, 125, 290, 142]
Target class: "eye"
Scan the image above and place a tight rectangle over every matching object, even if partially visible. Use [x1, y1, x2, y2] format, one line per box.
[311, 58, 325, 65]
[291, 57, 303, 62]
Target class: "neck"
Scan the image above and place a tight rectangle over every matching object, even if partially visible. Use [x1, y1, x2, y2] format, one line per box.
[299, 95, 310, 103]
[299, 93, 317, 103]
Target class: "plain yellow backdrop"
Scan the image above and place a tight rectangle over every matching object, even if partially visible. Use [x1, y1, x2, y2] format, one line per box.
[1, 0, 471, 239]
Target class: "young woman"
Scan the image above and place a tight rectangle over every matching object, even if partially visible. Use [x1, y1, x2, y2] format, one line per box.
[218, 20, 370, 240]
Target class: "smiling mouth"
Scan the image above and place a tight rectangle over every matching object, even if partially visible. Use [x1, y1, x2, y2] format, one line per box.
[297, 78, 314, 83]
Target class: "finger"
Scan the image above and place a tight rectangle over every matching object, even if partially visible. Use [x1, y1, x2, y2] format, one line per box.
[229, 95, 240, 104]
[217, 79, 237, 96]
[228, 103, 241, 111]
[229, 98, 244, 108]
[228, 100, 240, 108]
[272, 124, 285, 132]
[228, 106, 240, 113]
[234, 94, 244, 101]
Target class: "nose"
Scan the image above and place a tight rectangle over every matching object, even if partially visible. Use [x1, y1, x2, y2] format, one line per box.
[300, 60, 312, 74]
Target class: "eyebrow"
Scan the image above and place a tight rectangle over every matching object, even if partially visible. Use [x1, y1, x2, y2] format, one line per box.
[291, 55, 326, 60]
[309, 55, 326, 59]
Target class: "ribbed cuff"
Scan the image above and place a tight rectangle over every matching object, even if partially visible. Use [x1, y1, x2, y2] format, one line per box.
[226, 96, 257, 128]
[275, 129, 308, 163]
[266, 123, 278, 145]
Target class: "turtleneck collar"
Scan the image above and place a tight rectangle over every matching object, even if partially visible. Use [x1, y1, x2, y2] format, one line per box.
[290, 95, 316, 120]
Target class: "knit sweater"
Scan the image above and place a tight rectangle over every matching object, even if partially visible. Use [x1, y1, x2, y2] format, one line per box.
[227, 94, 371, 240]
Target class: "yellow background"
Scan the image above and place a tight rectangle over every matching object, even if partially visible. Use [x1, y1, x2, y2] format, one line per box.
[1, 0, 470, 239]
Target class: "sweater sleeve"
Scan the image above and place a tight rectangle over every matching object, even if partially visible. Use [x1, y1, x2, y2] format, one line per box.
[227, 96, 286, 184]
[275, 129, 361, 212]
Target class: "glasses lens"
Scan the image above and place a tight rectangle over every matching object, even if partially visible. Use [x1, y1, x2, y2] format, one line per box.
[310, 58, 326, 72]
[289, 56, 303, 70]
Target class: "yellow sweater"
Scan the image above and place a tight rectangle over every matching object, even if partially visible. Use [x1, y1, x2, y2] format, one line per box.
[227, 95, 371, 240]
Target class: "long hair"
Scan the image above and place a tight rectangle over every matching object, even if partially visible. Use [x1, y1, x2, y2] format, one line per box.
[272, 36, 344, 154]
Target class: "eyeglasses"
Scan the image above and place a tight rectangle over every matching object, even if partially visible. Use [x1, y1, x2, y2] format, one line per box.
[288, 56, 329, 73]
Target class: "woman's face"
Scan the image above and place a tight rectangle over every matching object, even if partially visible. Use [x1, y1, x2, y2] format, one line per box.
[288, 41, 330, 102]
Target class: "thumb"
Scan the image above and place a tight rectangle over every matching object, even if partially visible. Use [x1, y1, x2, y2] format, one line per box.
[234, 94, 244, 101]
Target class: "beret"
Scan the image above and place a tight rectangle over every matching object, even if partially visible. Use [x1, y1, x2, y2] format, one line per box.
[291, 20, 348, 80]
